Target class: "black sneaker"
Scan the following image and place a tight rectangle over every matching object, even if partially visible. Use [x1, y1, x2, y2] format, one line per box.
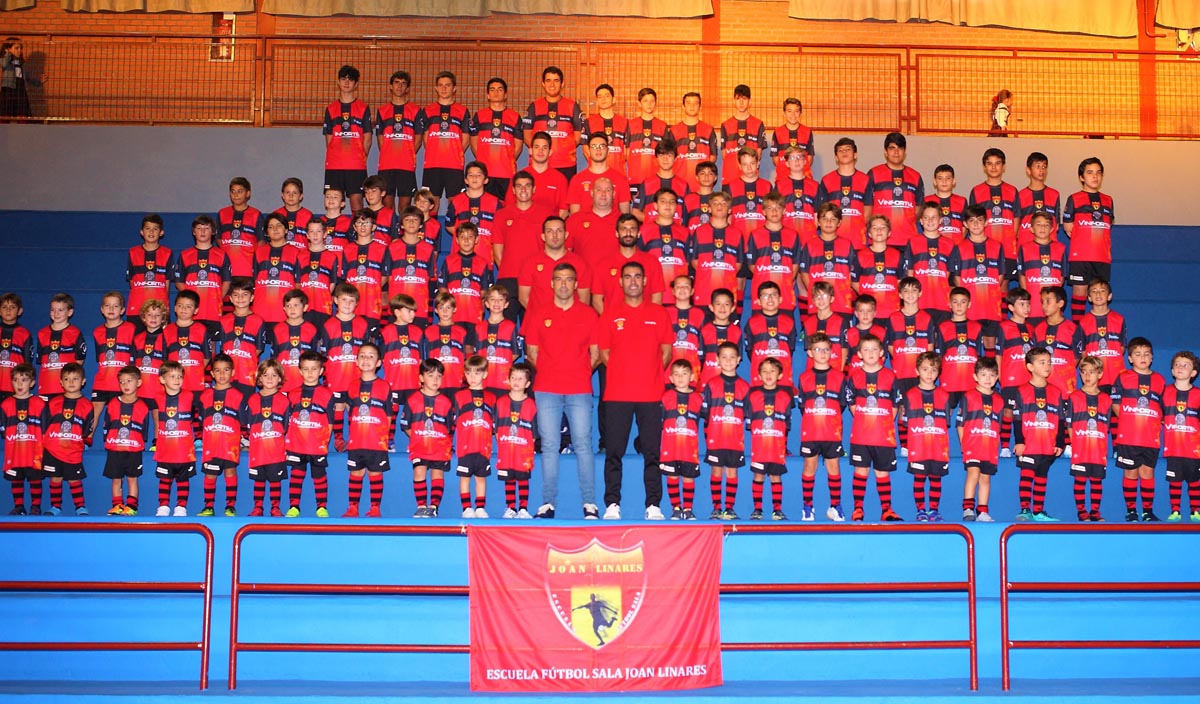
[535, 503, 555, 519]
[8, 506, 26, 516]
[1125, 509, 1140, 523]
[1142, 510, 1161, 523]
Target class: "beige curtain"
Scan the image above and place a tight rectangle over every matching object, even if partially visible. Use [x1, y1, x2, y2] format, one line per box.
[61, 0, 252, 10]
[262, 0, 712, 17]
[789, 0, 1137, 37]
[0, 0, 36, 9]
[1158, 0, 1200, 30]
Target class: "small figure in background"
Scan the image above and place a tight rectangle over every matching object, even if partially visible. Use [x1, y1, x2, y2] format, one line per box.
[989, 90, 1013, 137]
[1, 37, 34, 120]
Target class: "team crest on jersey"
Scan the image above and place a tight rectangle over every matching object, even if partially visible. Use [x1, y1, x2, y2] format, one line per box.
[179, 336, 189, 347]
[106, 338, 115, 349]
[213, 399, 224, 412]
[825, 251, 833, 261]
[723, 392, 734, 404]
[360, 392, 371, 404]
[166, 407, 177, 418]
[1087, 405, 1097, 417]
[406, 253, 416, 264]
[875, 261, 884, 272]
[289, 335, 300, 347]
[866, 383, 877, 395]
[486, 333, 497, 345]
[929, 247, 938, 257]
[509, 411, 520, 425]
[440, 333, 451, 344]
[1040, 254, 1050, 265]
[615, 320, 625, 331]
[50, 340, 60, 351]
[767, 326, 778, 337]
[816, 384, 826, 395]
[233, 220, 242, 229]
[975, 253, 986, 263]
[1035, 397, 1045, 409]
[1178, 401, 1187, 413]
[772, 241, 781, 251]
[1139, 384, 1150, 396]
[764, 403, 775, 416]
[905, 325, 915, 336]
[893, 177, 902, 187]
[956, 333, 967, 344]
[923, 402, 933, 414]
[714, 238, 724, 249]
[983, 403, 992, 415]
[991, 196, 1001, 206]
[1098, 326, 1107, 337]
[546, 538, 645, 650]
[300, 397, 311, 409]
[1046, 334, 1056, 345]
[470, 207, 479, 217]
[677, 403, 688, 416]
[15, 409, 25, 421]
[474, 397, 484, 408]
[270, 256, 280, 267]
[262, 407, 272, 419]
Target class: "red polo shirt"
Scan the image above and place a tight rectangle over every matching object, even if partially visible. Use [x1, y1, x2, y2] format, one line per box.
[492, 203, 553, 280]
[596, 299, 672, 402]
[566, 209, 620, 269]
[518, 251, 591, 320]
[525, 300, 599, 395]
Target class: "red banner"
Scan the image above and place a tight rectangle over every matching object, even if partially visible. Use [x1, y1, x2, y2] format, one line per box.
[468, 525, 724, 692]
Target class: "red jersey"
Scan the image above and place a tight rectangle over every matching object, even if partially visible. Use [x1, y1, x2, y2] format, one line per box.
[867, 164, 925, 248]
[727, 177, 772, 232]
[1077, 311, 1126, 388]
[347, 377, 394, 453]
[380, 323, 424, 393]
[1016, 186, 1061, 246]
[744, 312, 798, 387]
[702, 374, 751, 453]
[421, 102, 470, 171]
[1112, 369, 1166, 449]
[845, 367, 898, 447]
[1, 395, 44, 471]
[387, 237, 439, 321]
[639, 221, 691, 290]
[494, 203, 555, 280]
[323, 98, 371, 170]
[777, 176, 820, 242]
[0, 323, 34, 394]
[1063, 190, 1115, 264]
[593, 250, 666, 306]
[797, 367, 846, 443]
[453, 388, 497, 460]
[41, 395, 92, 464]
[689, 223, 744, 307]
[525, 97, 584, 170]
[567, 168, 632, 210]
[523, 300, 597, 395]
[596, 300, 672, 403]
[853, 247, 903, 320]
[770, 123, 815, 179]
[818, 169, 870, 246]
[375, 101, 423, 172]
[937, 319, 984, 393]
[802, 312, 851, 373]
[957, 389, 1003, 464]
[446, 192, 501, 266]
[440, 251, 490, 325]
[173, 247, 232, 322]
[1033, 319, 1082, 394]
[997, 319, 1035, 389]
[885, 310, 936, 380]
[296, 248, 342, 317]
[475, 319, 520, 392]
[425, 323, 472, 389]
[269, 321, 320, 393]
[341, 240, 391, 322]
[566, 208, 620, 269]
[321, 316, 379, 393]
[1162, 385, 1200, 460]
[496, 394, 537, 477]
[748, 385, 794, 469]
[92, 322, 137, 393]
[845, 324, 888, 372]
[126, 245, 173, 318]
[518, 251, 591, 320]
[218, 205, 263, 278]
[470, 107, 524, 179]
[1065, 389, 1112, 466]
[199, 386, 245, 465]
[666, 306, 706, 383]
[624, 116, 670, 187]
[162, 321, 213, 392]
[746, 225, 801, 311]
[670, 121, 717, 191]
[153, 391, 199, 465]
[36, 325, 87, 397]
[969, 181, 1020, 261]
[699, 321, 743, 389]
[133, 327, 166, 408]
[903, 386, 951, 463]
[925, 194, 968, 244]
[285, 384, 335, 457]
[903, 235, 954, 313]
[401, 388, 453, 461]
[950, 237, 1007, 322]
[319, 214, 353, 256]
[635, 174, 688, 223]
[245, 391, 289, 467]
[514, 167, 569, 216]
[719, 115, 767, 185]
[218, 313, 267, 388]
[584, 113, 628, 174]
[274, 206, 315, 250]
[1017, 241, 1068, 318]
[660, 388, 703, 467]
[1012, 383, 1066, 455]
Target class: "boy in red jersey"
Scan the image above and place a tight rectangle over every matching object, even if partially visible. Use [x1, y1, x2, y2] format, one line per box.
[244, 359, 289, 517]
[854, 215, 903, 320]
[1063, 158, 1114, 319]
[925, 164, 967, 245]
[1016, 152, 1060, 247]
[319, 187, 353, 258]
[454, 356, 496, 518]
[633, 142, 686, 225]
[747, 358, 794, 521]
[476, 286, 519, 393]
[904, 203, 954, 319]
[152, 361, 199, 517]
[218, 177, 264, 279]
[968, 148, 1020, 272]
[133, 299, 168, 413]
[957, 357, 1002, 522]
[285, 351, 335, 518]
[688, 191, 743, 310]
[99, 366, 149, 516]
[388, 207, 439, 324]
[585, 83, 627, 176]
[126, 214, 171, 321]
[845, 294, 886, 373]
[322, 283, 380, 452]
[771, 98, 814, 182]
[91, 292, 136, 425]
[403, 357, 455, 518]
[746, 200, 801, 314]
[380, 294, 425, 448]
[422, 70, 471, 200]
[797, 334, 847, 521]
[800, 203, 856, 317]
[362, 176, 401, 244]
[997, 288, 1034, 457]
[174, 215, 231, 329]
[497, 362, 538, 518]
[865, 132, 924, 249]
[1163, 351, 1200, 522]
[719, 84, 766, 186]
[0, 293, 35, 401]
[198, 354, 244, 517]
[803, 282, 851, 372]
[938, 287, 985, 413]
[1013, 347, 1066, 522]
[524, 67, 584, 181]
[345, 344, 394, 517]
[1, 363, 44, 514]
[40, 362, 92, 516]
[727, 147, 771, 232]
[818, 137, 870, 247]
[745, 281, 797, 388]
[375, 70, 423, 211]
[297, 219, 341, 327]
[845, 334, 902, 522]
[950, 204, 1007, 352]
[661, 358, 703, 521]
[276, 177, 314, 249]
[37, 293, 88, 400]
[163, 291, 213, 395]
[1066, 356, 1112, 521]
[777, 146, 820, 241]
[252, 214, 302, 325]
[1077, 278, 1125, 394]
[440, 222, 490, 326]
[425, 292, 472, 391]
[446, 162, 501, 264]
[1017, 212, 1068, 321]
[671, 92, 717, 192]
[322, 65, 372, 213]
[1112, 337, 1166, 522]
[639, 189, 690, 290]
[702, 342, 750, 520]
[342, 209, 391, 325]
[1033, 286, 1082, 396]
[217, 279, 265, 398]
[886, 277, 936, 453]
[469, 77, 523, 200]
[270, 289, 320, 395]
[698, 289, 742, 388]
[625, 87, 670, 202]
[905, 352, 951, 522]
[667, 276, 705, 383]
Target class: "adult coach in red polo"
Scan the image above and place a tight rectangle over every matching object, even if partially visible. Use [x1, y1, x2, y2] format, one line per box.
[596, 261, 673, 520]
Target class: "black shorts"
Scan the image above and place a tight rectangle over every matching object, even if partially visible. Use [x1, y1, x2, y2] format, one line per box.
[41, 452, 85, 481]
[484, 178, 510, 201]
[103, 451, 143, 479]
[1001, 386, 1021, 410]
[850, 444, 897, 471]
[249, 461, 287, 482]
[1070, 462, 1107, 479]
[895, 378, 919, 405]
[411, 458, 450, 473]
[1068, 260, 1111, 287]
[286, 453, 329, 479]
[907, 459, 948, 476]
[964, 460, 998, 476]
[801, 441, 845, 459]
[1115, 445, 1159, 471]
[201, 458, 239, 475]
[1017, 453, 1057, 477]
[456, 453, 491, 478]
[1166, 458, 1200, 483]
[390, 388, 418, 411]
[90, 389, 120, 404]
[945, 391, 965, 417]
[706, 449, 745, 468]
[4, 465, 43, 481]
[324, 169, 368, 199]
[979, 319, 1001, 340]
[303, 310, 332, 329]
[155, 461, 196, 481]
[422, 167, 464, 200]
[497, 466, 531, 482]
[348, 449, 391, 473]
[660, 461, 701, 478]
[750, 461, 788, 476]
[330, 390, 349, 406]
[379, 168, 418, 200]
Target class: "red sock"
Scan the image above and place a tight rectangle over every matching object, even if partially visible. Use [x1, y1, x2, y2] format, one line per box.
[928, 476, 942, 511]
[724, 473, 739, 511]
[475, 492, 487, 510]
[28, 480, 43, 510]
[370, 472, 385, 507]
[801, 474, 815, 505]
[1031, 476, 1047, 513]
[710, 473, 723, 511]
[667, 476, 680, 509]
[770, 479, 783, 512]
[828, 473, 842, 506]
[1089, 476, 1103, 514]
[1001, 413, 1013, 447]
[1070, 292, 1086, 319]
[410, 477, 425, 506]
[1140, 477, 1155, 512]
[252, 481, 266, 509]
[111, 491, 122, 508]
[348, 474, 364, 506]
[1073, 476, 1089, 517]
[505, 481, 517, 509]
[978, 502, 989, 515]
[203, 475, 218, 508]
[852, 473, 867, 510]
[1188, 481, 1200, 513]
[1019, 468, 1035, 510]
[460, 491, 472, 510]
[66, 480, 84, 509]
[50, 481, 63, 508]
[11, 481, 25, 509]
[157, 478, 172, 507]
[963, 497, 976, 512]
[751, 478, 764, 511]
[313, 475, 327, 508]
[1122, 476, 1138, 510]
[288, 467, 306, 507]
[517, 479, 530, 510]
[126, 494, 139, 510]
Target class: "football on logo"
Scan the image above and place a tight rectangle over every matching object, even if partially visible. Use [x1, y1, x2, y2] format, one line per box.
[544, 539, 646, 650]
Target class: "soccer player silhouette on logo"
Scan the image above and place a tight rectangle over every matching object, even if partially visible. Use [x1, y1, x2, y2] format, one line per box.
[573, 593, 619, 645]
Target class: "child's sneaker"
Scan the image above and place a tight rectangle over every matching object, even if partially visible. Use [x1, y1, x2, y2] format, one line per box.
[1078, 512, 1091, 522]
[1016, 509, 1034, 522]
[801, 504, 815, 522]
[76, 506, 89, 516]
[155, 506, 170, 517]
[197, 507, 215, 517]
[248, 507, 264, 517]
[927, 509, 943, 523]
[851, 507, 865, 522]
[7, 506, 25, 516]
[1031, 511, 1060, 522]
[503, 507, 518, 519]
[916, 509, 929, 522]
[1141, 510, 1161, 522]
[516, 508, 533, 519]
[1000, 447, 1013, 458]
[269, 506, 283, 518]
[315, 506, 330, 518]
[721, 508, 740, 520]
[366, 505, 383, 518]
[749, 508, 764, 520]
[976, 511, 994, 522]
[122, 505, 138, 516]
[1124, 509, 1140, 523]
[462, 507, 477, 519]
[681, 508, 697, 521]
[1192, 510, 1200, 523]
[670, 507, 683, 520]
[107, 504, 126, 516]
[474, 507, 489, 519]
[173, 505, 187, 517]
[962, 507, 976, 522]
[826, 505, 845, 522]
[880, 508, 904, 522]
[428, 505, 439, 518]
[1167, 510, 1183, 522]
[1090, 509, 1105, 522]
[412, 506, 428, 519]
[1061, 445, 1072, 458]
[224, 507, 237, 517]
[772, 510, 788, 521]
[708, 508, 722, 520]
[285, 507, 301, 518]
[341, 504, 359, 518]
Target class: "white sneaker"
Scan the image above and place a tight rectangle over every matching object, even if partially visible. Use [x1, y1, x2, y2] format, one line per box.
[645, 505, 665, 520]
[173, 505, 187, 517]
[155, 505, 170, 517]
[462, 507, 477, 519]
[826, 505, 846, 522]
[502, 507, 518, 519]
[900, 447, 909, 457]
[976, 511, 995, 522]
[516, 508, 533, 519]
[1062, 445, 1072, 458]
[603, 503, 621, 520]
[474, 507, 489, 519]
[1000, 447, 1013, 458]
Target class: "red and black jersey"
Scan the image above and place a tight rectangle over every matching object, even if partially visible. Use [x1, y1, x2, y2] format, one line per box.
[903, 235, 954, 313]
[199, 386, 244, 464]
[998, 319, 1034, 389]
[446, 192, 501, 265]
[1163, 385, 1200, 459]
[133, 327, 166, 408]
[748, 385, 794, 468]
[937, 319, 984, 393]
[727, 177, 772, 232]
[885, 310, 936, 380]
[866, 164, 925, 248]
[719, 115, 767, 185]
[1033, 319, 1082, 394]
[777, 176, 820, 242]
[218, 313, 267, 389]
[387, 238, 439, 322]
[1016, 187, 1061, 245]
[699, 322, 743, 388]
[1078, 311, 1126, 388]
[845, 323, 888, 372]
[845, 367, 898, 447]
[1112, 369, 1166, 449]
[319, 214, 353, 257]
[924, 193, 968, 245]
[173, 247, 232, 322]
[453, 388, 496, 460]
[126, 245, 173, 318]
[367, 209, 398, 245]
[689, 223, 744, 307]
[320, 316, 379, 393]
[441, 252, 491, 326]
[496, 394, 537, 475]
[284, 383, 335, 457]
[950, 237, 1007, 322]
[525, 97, 584, 170]
[244, 391, 289, 467]
[348, 377, 394, 453]
[635, 174, 688, 221]
[957, 389, 1002, 464]
[471, 107, 526, 179]
[153, 391, 199, 464]
[92, 322, 137, 393]
[818, 169, 871, 246]
[660, 388, 703, 466]
[1065, 389, 1112, 466]
[424, 323, 473, 389]
[269, 320, 321, 393]
[969, 181, 1020, 261]
[1017, 241, 1069, 319]
[584, 113, 628, 174]
[1012, 383, 1066, 455]
[744, 312, 798, 387]
[376, 101, 424, 172]
[1063, 190, 1115, 264]
[1, 395, 44, 471]
[296, 248, 342, 317]
[746, 225, 801, 311]
[853, 247, 903, 320]
[41, 395, 93, 464]
[798, 366, 845, 442]
[341, 240, 392, 322]
[474, 319, 519, 392]
[800, 236, 856, 315]
[36, 325, 87, 397]
[422, 102, 470, 171]
[625, 116, 670, 187]
[639, 221, 691, 289]
[0, 323, 34, 394]
[162, 322, 213, 392]
[323, 98, 372, 170]
[401, 389, 453, 460]
[251, 244, 302, 324]
[904, 386, 951, 463]
[217, 205, 264, 278]
[380, 323, 424, 393]
[702, 374, 751, 452]
[274, 206, 315, 250]
[802, 312, 851, 372]
[770, 123, 815, 178]
[667, 306, 706, 383]
[670, 121, 718, 191]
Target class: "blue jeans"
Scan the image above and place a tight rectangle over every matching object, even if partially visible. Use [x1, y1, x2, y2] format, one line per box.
[537, 392, 596, 506]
